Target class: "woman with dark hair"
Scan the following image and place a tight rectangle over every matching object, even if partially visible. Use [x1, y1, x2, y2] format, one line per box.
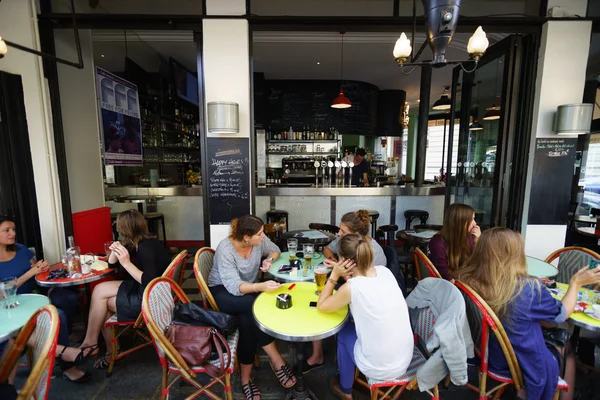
[428, 203, 480, 280]
[0, 215, 90, 383]
[208, 215, 295, 400]
[319, 234, 413, 399]
[78, 209, 171, 369]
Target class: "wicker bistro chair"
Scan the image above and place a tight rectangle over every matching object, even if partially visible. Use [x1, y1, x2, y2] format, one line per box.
[104, 250, 189, 376]
[354, 305, 439, 400]
[454, 281, 568, 400]
[413, 248, 442, 280]
[194, 247, 218, 310]
[0, 304, 59, 400]
[143, 277, 239, 400]
[545, 246, 600, 287]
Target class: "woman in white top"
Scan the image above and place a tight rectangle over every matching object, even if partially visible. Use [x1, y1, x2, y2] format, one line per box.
[318, 234, 413, 399]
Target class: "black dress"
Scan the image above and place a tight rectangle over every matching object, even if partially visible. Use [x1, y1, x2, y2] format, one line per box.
[112, 238, 171, 321]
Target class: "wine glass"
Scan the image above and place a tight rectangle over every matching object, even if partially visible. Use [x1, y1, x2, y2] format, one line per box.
[104, 241, 114, 256]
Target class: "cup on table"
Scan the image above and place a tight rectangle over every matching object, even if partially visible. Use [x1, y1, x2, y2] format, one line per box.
[0, 277, 19, 309]
[104, 241, 114, 256]
[314, 266, 328, 295]
[592, 304, 600, 319]
[303, 244, 314, 269]
[287, 239, 298, 261]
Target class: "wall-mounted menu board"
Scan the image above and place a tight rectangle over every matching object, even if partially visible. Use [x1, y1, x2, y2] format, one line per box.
[207, 138, 250, 224]
[528, 137, 577, 225]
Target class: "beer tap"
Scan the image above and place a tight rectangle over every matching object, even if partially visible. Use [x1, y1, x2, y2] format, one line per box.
[334, 160, 341, 187]
[341, 161, 348, 187]
[327, 161, 334, 186]
[322, 160, 327, 187]
[314, 161, 320, 187]
[348, 161, 354, 186]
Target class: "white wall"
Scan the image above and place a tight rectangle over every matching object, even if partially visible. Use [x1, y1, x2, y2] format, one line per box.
[522, 20, 592, 256]
[55, 29, 105, 213]
[0, 0, 65, 262]
[204, 0, 251, 247]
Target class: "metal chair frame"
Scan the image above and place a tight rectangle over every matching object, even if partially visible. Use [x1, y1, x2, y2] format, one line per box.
[413, 248, 442, 280]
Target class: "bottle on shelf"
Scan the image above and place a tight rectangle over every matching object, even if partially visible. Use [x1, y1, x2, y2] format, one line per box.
[310, 129, 315, 140]
[174, 101, 180, 117]
[268, 126, 272, 140]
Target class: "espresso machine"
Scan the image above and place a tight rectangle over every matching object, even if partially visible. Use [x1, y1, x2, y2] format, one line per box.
[281, 157, 317, 186]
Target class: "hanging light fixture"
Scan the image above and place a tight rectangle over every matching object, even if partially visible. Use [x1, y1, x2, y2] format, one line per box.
[393, 0, 489, 75]
[469, 81, 484, 131]
[432, 86, 452, 110]
[331, 32, 352, 109]
[483, 60, 502, 121]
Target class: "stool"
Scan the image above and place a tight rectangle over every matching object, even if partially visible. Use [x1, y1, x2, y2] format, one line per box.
[144, 212, 166, 245]
[367, 210, 380, 238]
[404, 210, 429, 229]
[376, 225, 398, 246]
[266, 210, 289, 232]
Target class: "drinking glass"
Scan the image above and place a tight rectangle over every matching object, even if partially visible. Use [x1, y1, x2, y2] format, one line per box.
[303, 244, 314, 269]
[314, 266, 328, 295]
[104, 241, 114, 256]
[0, 277, 19, 309]
[287, 239, 298, 261]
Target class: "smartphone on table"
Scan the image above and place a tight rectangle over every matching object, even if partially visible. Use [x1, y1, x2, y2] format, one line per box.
[309, 301, 317, 308]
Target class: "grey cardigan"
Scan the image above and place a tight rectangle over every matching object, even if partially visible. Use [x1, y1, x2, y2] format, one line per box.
[406, 278, 475, 390]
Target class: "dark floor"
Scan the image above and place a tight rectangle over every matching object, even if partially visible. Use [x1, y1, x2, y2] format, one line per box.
[13, 255, 600, 399]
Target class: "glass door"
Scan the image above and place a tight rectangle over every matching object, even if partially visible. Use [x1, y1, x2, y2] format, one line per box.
[445, 35, 538, 229]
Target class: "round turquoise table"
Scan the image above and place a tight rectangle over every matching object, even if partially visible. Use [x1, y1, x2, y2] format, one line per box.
[0, 294, 49, 343]
[526, 255, 558, 278]
[267, 251, 327, 283]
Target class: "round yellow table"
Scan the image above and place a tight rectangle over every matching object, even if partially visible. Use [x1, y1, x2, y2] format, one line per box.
[253, 281, 349, 399]
[553, 283, 600, 332]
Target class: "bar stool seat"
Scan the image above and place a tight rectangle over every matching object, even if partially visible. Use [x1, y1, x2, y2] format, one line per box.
[367, 210, 380, 238]
[404, 210, 429, 229]
[376, 224, 398, 246]
[144, 212, 166, 245]
[266, 210, 289, 232]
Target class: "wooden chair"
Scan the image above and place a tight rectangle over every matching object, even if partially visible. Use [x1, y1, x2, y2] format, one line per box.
[413, 248, 442, 280]
[193, 247, 218, 311]
[354, 305, 439, 399]
[105, 250, 188, 376]
[0, 305, 59, 400]
[454, 280, 568, 400]
[142, 277, 239, 400]
[264, 220, 286, 249]
[545, 246, 600, 286]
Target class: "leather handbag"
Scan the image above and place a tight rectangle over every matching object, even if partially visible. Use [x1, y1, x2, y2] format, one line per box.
[172, 302, 237, 338]
[165, 324, 230, 378]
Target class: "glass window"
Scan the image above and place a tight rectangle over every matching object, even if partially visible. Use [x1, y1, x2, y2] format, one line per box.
[424, 119, 459, 181]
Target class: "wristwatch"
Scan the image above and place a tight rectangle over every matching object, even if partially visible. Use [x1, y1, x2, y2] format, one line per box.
[267, 256, 275, 262]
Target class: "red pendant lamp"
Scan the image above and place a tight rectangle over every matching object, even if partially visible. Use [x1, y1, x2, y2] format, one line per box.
[332, 32, 352, 109]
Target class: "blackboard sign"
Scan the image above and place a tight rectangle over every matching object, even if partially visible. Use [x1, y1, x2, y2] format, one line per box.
[207, 138, 250, 224]
[528, 137, 577, 225]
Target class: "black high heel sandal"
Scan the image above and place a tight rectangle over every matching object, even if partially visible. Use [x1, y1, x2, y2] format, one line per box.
[73, 344, 99, 364]
[241, 380, 261, 400]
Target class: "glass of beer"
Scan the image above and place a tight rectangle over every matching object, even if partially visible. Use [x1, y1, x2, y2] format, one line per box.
[303, 244, 314, 269]
[314, 266, 328, 295]
[287, 239, 298, 261]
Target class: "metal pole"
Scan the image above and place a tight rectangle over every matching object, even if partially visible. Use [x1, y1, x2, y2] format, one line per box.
[441, 117, 447, 177]
[415, 65, 432, 186]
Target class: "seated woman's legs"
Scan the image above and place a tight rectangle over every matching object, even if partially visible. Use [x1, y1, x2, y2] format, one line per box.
[81, 280, 121, 349]
[48, 287, 79, 337]
[334, 322, 358, 399]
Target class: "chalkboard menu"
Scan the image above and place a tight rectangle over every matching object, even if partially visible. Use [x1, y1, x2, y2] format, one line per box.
[258, 79, 379, 136]
[528, 137, 577, 225]
[207, 138, 250, 224]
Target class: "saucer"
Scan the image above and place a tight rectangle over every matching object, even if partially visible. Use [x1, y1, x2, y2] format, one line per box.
[583, 309, 600, 321]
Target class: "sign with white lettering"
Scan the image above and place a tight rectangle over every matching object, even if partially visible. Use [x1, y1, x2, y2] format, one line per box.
[96, 68, 143, 165]
[207, 138, 250, 224]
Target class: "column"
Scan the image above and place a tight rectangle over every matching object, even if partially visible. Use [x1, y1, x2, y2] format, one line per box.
[203, 0, 251, 246]
[522, 18, 592, 258]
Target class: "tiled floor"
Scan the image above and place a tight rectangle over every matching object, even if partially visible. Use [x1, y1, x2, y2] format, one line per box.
[12, 257, 600, 399]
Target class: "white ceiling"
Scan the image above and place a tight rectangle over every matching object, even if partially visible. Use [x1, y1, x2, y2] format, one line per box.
[91, 29, 506, 107]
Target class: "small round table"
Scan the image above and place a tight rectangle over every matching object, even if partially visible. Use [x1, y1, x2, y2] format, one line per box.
[253, 282, 349, 400]
[282, 230, 336, 248]
[572, 215, 597, 225]
[526, 256, 558, 278]
[36, 263, 115, 301]
[396, 227, 439, 249]
[268, 252, 327, 283]
[0, 294, 49, 343]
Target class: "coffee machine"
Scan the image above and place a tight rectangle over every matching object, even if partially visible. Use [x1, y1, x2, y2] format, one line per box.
[281, 157, 317, 186]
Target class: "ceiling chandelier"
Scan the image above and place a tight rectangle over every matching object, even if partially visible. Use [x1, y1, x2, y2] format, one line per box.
[392, 0, 489, 75]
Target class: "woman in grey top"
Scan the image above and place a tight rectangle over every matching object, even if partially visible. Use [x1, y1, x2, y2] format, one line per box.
[208, 215, 296, 400]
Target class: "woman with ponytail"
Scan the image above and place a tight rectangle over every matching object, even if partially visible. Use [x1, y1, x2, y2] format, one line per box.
[319, 234, 413, 399]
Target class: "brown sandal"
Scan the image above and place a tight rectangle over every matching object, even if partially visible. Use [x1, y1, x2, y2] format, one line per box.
[270, 362, 296, 388]
[241, 380, 261, 400]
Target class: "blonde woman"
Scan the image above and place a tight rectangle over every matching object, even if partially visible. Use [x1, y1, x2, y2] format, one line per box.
[319, 234, 413, 399]
[456, 228, 600, 400]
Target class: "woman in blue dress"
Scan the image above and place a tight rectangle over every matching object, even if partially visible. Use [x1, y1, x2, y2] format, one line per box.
[456, 228, 600, 400]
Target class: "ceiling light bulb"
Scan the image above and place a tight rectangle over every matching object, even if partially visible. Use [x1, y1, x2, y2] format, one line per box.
[393, 32, 412, 62]
[467, 26, 489, 60]
[0, 37, 7, 57]
[317, 61, 320, 65]
[101, 54, 105, 58]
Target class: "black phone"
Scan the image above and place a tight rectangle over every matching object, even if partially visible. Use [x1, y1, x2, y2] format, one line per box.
[309, 301, 317, 308]
[278, 264, 292, 272]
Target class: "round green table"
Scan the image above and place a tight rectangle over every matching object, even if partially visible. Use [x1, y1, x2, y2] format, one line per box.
[253, 281, 349, 399]
[526, 256, 558, 278]
[268, 251, 327, 283]
[0, 294, 50, 343]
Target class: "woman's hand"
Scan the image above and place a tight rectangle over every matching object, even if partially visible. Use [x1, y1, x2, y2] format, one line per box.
[470, 224, 481, 240]
[330, 259, 355, 281]
[259, 280, 281, 292]
[111, 242, 131, 266]
[571, 266, 600, 288]
[260, 258, 272, 272]
[30, 260, 50, 275]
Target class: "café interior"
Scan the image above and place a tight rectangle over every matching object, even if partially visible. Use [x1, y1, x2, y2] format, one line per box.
[1, 0, 600, 399]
